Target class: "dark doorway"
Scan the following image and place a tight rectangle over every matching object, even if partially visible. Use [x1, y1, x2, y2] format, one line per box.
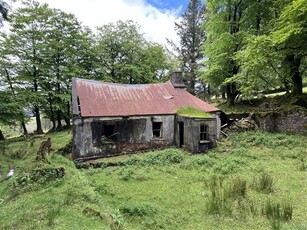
[179, 122, 184, 147]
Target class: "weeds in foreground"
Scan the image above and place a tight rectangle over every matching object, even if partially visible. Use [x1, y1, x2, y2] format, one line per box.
[120, 203, 158, 217]
[262, 199, 293, 229]
[205, 176, 248, 216]
[298, 158, 306, 171]
[109, 209, 124, 230]
[46, 204, 61, 226]
[253, 172, 274, 193]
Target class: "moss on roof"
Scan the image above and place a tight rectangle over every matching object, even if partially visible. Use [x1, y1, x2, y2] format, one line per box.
[176, 106, 211, 118]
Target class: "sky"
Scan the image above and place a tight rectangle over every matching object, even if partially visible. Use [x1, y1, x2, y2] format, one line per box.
[33, 0, 190, 47]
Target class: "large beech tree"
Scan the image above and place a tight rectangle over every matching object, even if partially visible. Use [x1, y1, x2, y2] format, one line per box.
[95, 20, 172, 84]
[202, 0, 306, 103]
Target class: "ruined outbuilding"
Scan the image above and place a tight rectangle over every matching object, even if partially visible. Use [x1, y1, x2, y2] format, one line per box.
[72, 72, 220, 160]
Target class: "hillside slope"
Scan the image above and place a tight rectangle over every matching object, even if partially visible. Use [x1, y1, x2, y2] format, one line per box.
[0, 130, 306, 229]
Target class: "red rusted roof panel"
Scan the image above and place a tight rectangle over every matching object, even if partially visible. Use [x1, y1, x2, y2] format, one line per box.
[73, 78, 219, 117]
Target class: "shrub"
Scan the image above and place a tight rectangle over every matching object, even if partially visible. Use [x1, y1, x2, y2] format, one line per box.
[185, 155, 215, 169]
[120, 203, 158, 217]
[119, 168, 134, 181]
[13, 167, 65, 190]
[59, 139, 72, 157]
[213, 156, 247, 174]
[124, 156, 141, 166]
[109, 209, 124, 230]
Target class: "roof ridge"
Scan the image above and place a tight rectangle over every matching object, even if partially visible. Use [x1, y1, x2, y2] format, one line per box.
[74, 78, 171, 87]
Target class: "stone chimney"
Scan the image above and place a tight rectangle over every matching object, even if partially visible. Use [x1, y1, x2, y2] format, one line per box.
[170, 71, 186, 88]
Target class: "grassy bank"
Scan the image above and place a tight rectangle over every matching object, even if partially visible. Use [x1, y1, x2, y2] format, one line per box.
[0, 130, 306, 229]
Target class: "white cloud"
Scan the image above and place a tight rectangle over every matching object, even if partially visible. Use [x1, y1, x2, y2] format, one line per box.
[37, 0, 181, 47]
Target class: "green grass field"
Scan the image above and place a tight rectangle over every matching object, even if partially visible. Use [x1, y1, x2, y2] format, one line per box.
[0, 130, 306, 229]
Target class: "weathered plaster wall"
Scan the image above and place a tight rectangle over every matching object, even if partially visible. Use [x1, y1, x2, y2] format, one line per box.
[73, 115, 175, 159]
[176, 116, 218, 153]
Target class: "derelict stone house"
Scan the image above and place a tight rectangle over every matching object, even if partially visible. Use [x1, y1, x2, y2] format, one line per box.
[72, 72, 220, 160]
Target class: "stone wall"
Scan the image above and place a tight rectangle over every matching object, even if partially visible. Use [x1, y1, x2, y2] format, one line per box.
[258, 108, 307, 132]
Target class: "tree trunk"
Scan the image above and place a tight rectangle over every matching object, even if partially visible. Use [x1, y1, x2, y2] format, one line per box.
[56, 110, 62, 130]
[33, 65, 43, 134]
[207, 83, 211, 96]
[0, 130, 5, 140]
[48, 93, 56, 131]
[51, 119, 56, 131]
[21, 121, 28, 135]
[34, 105, 43, 134]
[287, 55, 302, 96]
[64, 101, 71, 128]
[226, 83, 239, 106]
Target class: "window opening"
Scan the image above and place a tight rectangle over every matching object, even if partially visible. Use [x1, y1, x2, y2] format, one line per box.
[152, 122, 162, 138]
[200, 124, 209, 141]
[77, 96, 81, 114]
[102, 125, 115, 141]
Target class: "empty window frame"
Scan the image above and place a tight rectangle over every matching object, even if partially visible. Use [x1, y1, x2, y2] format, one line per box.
[152, 122, 162, 138]
[200, 124, 209, 141]
[102, 124, 115, 140]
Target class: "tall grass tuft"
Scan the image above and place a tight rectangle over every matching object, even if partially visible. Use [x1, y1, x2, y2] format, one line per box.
[298, 158, 306, 171]
[225, 177, 247, 199]
[281, 202, 293, 221]
[262, 199, 293, 230]
[205, 176, 231, 216]
[253, 172, 274, 193]
[46, 204, 61, 226]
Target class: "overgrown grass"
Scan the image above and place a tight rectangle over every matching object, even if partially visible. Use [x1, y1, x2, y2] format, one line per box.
[0, 130, 306, 229]
[176, 106, 212, 118]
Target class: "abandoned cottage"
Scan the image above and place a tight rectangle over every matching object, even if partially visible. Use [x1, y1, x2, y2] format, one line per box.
[72, 72, 221, 160]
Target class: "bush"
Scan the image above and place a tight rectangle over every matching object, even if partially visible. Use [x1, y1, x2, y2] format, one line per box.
[120, 203, 158, 217]
[14, 167, 65, 188]
[213, 156, 247, 174]
[119, 168, 134, 181]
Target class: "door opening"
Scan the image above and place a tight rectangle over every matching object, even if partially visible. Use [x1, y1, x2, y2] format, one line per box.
[179, 122, 184, 147]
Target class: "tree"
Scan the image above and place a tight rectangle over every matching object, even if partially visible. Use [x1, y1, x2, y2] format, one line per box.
[233, 0, 306, 98]
[40, 8, 90, 130]
[171, 0, 206, 94]
[1, 1, 94, 133]
[270, 0, 307, 96]
[0, 0, 9, 24]
[95, 20, 171, 84]
[3, 1, 54, 134]
[202, 0, 249, 105]
[0, 44, 27, 139]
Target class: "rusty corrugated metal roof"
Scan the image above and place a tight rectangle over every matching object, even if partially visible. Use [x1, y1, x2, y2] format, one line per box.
[73, 78, 219, 117]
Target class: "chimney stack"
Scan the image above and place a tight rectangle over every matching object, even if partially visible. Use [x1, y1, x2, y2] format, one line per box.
[170, 71, 186, 88]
